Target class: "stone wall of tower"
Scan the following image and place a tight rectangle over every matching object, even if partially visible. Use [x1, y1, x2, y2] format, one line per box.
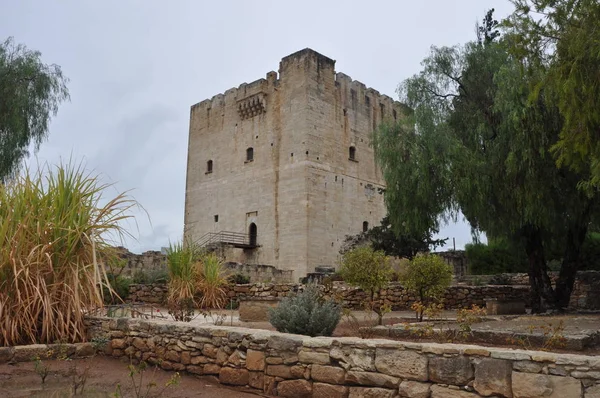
[184, 49, 406, 280]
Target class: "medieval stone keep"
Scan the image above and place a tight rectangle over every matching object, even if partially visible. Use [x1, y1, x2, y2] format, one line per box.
[184, 49, 406, 280]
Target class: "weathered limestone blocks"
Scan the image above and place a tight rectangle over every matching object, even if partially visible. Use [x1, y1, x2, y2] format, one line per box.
[82, 316, 599, 397]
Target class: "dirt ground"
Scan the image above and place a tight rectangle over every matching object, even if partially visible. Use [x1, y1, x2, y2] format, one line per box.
[0, 356, 260, 398]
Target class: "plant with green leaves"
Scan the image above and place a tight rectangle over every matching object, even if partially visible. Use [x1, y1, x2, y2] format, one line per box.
[268, 285, 341, 337]
[165, 241, 203, 321]
[0, 37, 69, 183]
[0, 162, 136, 345]
[504, 0, 600, 191]
[401, 254, 453, 322]
[373, 9, 599, 312]
[339, 247, 393, 325]
[197, 252, 228, 310]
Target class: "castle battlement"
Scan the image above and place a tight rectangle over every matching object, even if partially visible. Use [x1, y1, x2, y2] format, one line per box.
[191, 48, 405, 120]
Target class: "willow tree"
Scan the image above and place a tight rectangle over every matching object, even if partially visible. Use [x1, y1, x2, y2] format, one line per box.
[0, 37, 69, 182]
[374, 11, 598, 312]
[505, 0, 600, 191]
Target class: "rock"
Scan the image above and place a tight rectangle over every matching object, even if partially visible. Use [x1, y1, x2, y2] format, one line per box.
[398, 380, 431, 398]
[203, 363, 221, 375]
[313, 383, 349, 398]
[312, 364, 346, 384]
[131, 337, 148, 351]
[186, 365, 203, 375]
[585, 385, 600, 398]
[512, 372, 582, 398]
[429, 356, 473, 385]
[331, 347, 376, 372]
[298, 349, 330, 365]
[264, 375, 276, 396]
[267, 335, 303, 352]
[267, 364, 292, 378]
[513, 361, 544, 374]
[348, 387, 397, 398]
[277, 379, 312, 398]
[164, 350, 180, 363]
[246, 349, 265, 371]
[13, 344, 49, 362]
[180, 351, 191, 365]
[111, 339, 127, 350]
[345, 371, 399, 388]
[430, 385, 480, 397]
[249, 371, 264, 389]
[219, 367, 249, 386]
[473, 358, 513, 397]
[74, 343, 95, 358]
[375, 348, 428, 381]
[0, 347, 14, 363]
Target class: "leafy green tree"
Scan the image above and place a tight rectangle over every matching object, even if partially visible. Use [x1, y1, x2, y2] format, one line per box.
[401, 253, 453, 321]
[505, 0, 600, 191]
[340, 216, 447, 259]
[373, 10, 599, 312]
[0, 37, 69, 182]
[339, 247, 393, 325]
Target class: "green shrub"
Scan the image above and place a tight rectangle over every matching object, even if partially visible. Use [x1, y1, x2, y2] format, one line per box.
[228, 273, 250, 284]
[339, 247, 392, 325]
[268, 286, 341, 337]
[465, 240, 528, 275]
[132, 268, 169, 284]
[104, 274, 132, 305]
[401, 253, 453, 321]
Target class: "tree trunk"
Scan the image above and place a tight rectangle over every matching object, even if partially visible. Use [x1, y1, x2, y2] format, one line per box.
[555, 224, 588, 310]
[523, 227, 555, 313]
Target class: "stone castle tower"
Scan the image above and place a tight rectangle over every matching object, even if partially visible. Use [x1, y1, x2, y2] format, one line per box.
[184, 49, 405, 281]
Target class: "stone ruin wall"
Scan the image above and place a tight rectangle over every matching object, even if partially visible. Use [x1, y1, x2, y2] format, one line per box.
[85, 316, 600, 397]
[127, 270, 600, 312]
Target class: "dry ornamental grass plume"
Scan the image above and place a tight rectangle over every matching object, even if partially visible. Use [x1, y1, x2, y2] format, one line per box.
[0, 162, 137, 345]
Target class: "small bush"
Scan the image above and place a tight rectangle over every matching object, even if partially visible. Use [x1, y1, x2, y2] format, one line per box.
[465, 240, 528, 275]
[268, 286, 341, 337]
[132, 268, 169, 284]
[228, 273, 250, 284]
[103, 274, 132, 305]
[401, 253, 453, 321]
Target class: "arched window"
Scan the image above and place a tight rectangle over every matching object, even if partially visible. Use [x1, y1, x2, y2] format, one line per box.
[363, 221, 369, 232]
[206, 159, 213, 173]
[249, 223, 257, 246]
[349, 146, 356, 161]
[246, 147, 254, 162]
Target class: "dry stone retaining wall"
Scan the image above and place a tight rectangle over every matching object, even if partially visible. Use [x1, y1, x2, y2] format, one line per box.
[86, 316, 600, 397]
[128, 270, 600, 311]
[127, 283, 531, 310]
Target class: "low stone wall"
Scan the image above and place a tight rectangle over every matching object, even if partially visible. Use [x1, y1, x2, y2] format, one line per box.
[86, 316, 600, 397]
[127, 283, 167, 304]
[126, 283, 530, 310]
[0, 342, 96, 363]
[127, 273, 600, 311]
[224, 262, 294, 284]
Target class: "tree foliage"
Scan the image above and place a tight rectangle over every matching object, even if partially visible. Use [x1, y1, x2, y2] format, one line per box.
[505, 0, 600, 191]
[339, 247, 392, 325]
[373, 10, 599, 312]
[401, 253, 453, 321]
[0, 37, 69, 182]
[340, 216, 447, 259]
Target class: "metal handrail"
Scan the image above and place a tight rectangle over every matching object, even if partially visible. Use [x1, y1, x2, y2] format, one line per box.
[196, 230, 256, 248]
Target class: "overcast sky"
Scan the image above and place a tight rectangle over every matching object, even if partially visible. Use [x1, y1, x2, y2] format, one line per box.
[1, 1, 514, 253]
